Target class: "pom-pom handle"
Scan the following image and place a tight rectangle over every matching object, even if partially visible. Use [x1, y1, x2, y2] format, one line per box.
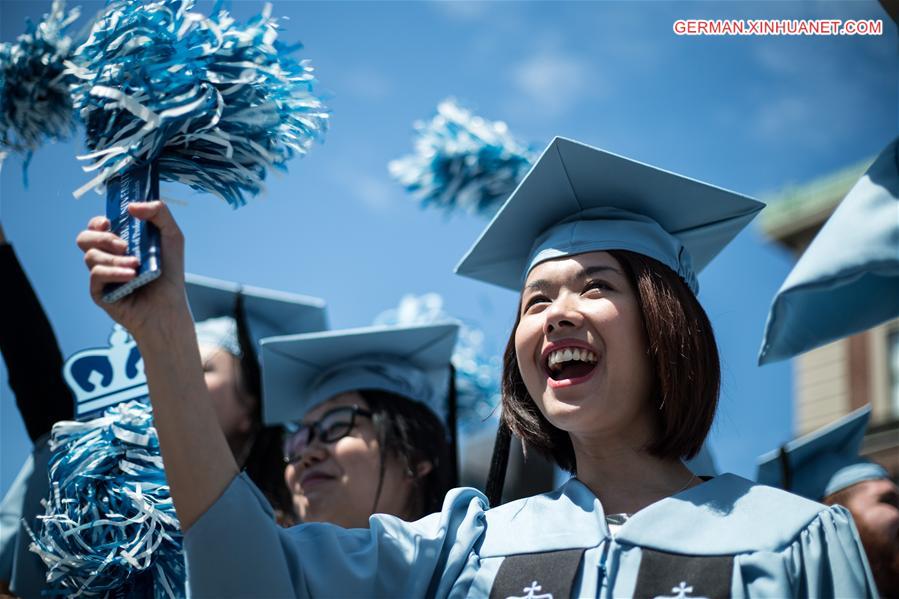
[102, 163, 162, 303]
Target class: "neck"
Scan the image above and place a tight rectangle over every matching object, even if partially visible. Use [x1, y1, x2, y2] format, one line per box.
[570, 433, 698, 515]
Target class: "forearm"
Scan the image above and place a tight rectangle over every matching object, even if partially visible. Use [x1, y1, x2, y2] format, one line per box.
[0, 244, 74, 441]
[136, 304, 238, 531]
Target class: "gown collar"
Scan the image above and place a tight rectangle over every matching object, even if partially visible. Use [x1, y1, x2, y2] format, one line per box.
[482, 474, 827, 557]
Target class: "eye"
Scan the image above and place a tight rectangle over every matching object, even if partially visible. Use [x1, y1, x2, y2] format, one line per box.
[322, 421, 353, 443]
[882, 492, 899, 509]
[522, 294, 550, 314]
[583, 279, 613, 294]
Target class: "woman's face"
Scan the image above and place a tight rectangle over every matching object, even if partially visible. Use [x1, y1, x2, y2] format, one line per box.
[283, 392, 413, 529]
[199, 344, 254, 443]
[515, 251, 655, 448]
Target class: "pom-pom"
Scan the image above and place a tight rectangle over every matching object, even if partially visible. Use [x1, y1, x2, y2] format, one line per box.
[27, 400, 185, 598]
[68, 0, 329, 206]
[389, 99, 535, 217]
[0, 0, 80, 161]
[374, 293, 500, 426]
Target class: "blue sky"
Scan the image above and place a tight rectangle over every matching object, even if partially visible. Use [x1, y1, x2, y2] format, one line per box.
[1, 0, 896, 496]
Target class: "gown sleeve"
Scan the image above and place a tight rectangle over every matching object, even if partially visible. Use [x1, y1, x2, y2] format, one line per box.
[0, 243, 74, 442]
[732, 504, 877, 598]
[0, 435, 52, 595]
[184, 473, 489, 598]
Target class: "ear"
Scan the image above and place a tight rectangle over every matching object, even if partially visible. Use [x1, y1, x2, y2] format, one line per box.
[411, 460, 433, 479]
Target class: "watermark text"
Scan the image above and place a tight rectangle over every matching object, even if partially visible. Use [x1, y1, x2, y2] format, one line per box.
[673, 19, 883, 36]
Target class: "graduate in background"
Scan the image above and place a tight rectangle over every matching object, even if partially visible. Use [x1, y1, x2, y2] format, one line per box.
[75, 138, 877, 598]
[183, 274, 328, 526]
[0, 221, 73, 597]
[756, 136, 898, 597]
[758, 406, 898, 596]
[21, 276, 327, 597]
[262, 324, 458, 527]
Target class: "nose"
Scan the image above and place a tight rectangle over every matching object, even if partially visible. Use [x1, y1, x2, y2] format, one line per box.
[297, 436, 328, 469]
[543, 293, 583, 336]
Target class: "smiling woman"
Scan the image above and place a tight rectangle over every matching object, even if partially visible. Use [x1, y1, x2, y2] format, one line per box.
[260, 323, 458, 529]
[503, 249, 718, 474]
[75, 137, 878, 598]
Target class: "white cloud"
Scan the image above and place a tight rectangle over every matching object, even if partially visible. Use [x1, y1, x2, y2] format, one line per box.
[429, 1, 490, 21]
[340, 171, 395, 212]
[507, 49, 600, 118]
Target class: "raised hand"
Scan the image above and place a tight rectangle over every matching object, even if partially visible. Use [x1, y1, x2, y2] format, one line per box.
[76, 201, 188, 340]
[76, 199, 238, 529]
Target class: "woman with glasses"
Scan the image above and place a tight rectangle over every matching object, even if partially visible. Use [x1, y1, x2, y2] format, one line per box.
[182, 274, 328, 526]
[262, 323, 458, 528]
[77, 138, 875, 598]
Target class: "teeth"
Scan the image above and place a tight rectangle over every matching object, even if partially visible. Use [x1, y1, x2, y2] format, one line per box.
[547, 347, 598, 370]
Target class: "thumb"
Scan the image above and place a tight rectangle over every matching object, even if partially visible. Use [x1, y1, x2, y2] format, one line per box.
[127, 200, 185, 279]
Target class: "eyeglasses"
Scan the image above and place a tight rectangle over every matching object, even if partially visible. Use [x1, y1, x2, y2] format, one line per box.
[282, 405, 373, 464]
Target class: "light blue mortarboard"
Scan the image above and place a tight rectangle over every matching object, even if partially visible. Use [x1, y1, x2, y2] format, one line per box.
[454, 137, 764, 293]
[756, 405, 888, 500]
[259, 323, 459, 426]
[185, 273, 328, 357]
[759, 138, 899, 365]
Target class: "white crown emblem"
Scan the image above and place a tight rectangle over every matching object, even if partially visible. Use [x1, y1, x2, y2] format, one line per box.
[63, 324, 149, 418]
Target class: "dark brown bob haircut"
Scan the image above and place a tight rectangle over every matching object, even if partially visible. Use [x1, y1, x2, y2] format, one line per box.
[500, 249, 720, 473]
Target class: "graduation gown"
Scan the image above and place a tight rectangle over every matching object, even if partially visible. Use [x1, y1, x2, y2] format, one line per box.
[184, 473, 876, 598]
[0, 435, 51, 598]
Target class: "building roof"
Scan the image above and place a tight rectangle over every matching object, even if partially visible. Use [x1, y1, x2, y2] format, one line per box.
[760, 156, 874, 246]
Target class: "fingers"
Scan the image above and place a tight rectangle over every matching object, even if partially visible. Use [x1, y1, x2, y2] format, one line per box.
[89, 265, 136, 302]
[83, 247, 139, 271]
[84, 248, 138, 301]
[127, 201, 182, 242]
[127, 200, 185, 279]
[79, 215, 138, 303]
[87, 216, 110, 232]
[76, 229, 128, 254]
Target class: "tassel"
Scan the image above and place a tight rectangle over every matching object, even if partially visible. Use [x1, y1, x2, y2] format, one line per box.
[389, 99, 534, 217]
[485, 420, 512, 507]
[27, 400, 185, 598]
[68, 0, 329, 206]
[0, 0, 80, 174]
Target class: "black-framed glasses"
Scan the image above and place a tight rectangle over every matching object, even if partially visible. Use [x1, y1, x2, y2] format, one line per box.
[282, 405, 373, 464]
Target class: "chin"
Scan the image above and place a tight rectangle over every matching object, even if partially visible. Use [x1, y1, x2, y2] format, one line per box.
[539, 394, 594, 431]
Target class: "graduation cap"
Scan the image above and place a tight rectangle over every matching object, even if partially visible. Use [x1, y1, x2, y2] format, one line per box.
[455, 136, 764, 294]
[454, 136, 763, 505]
[756, 405, 888, 500]
[260, 323, 461, 484]
[185, 273, 329, 358]
[259, 323, 459, 425]
[759, 138, 899, 365]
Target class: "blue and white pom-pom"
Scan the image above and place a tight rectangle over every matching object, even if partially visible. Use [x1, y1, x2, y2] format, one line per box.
[27, 400, 185, 598]
[374, 293, 501, 426]
[0, 0, 80, 166]
[68, 0, 329, 206]
[388, 99, 535, 217]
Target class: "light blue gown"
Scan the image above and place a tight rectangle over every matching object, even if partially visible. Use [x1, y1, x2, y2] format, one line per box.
[184, 471, 876, 598]
[0, 435, 51, 598]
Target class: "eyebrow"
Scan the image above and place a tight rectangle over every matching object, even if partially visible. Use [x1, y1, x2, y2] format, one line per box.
[524, 264, 624, 293]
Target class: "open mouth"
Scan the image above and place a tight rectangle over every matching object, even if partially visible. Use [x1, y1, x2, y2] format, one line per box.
[544, 347, 598, 382]
[301, 473, 335, 488]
